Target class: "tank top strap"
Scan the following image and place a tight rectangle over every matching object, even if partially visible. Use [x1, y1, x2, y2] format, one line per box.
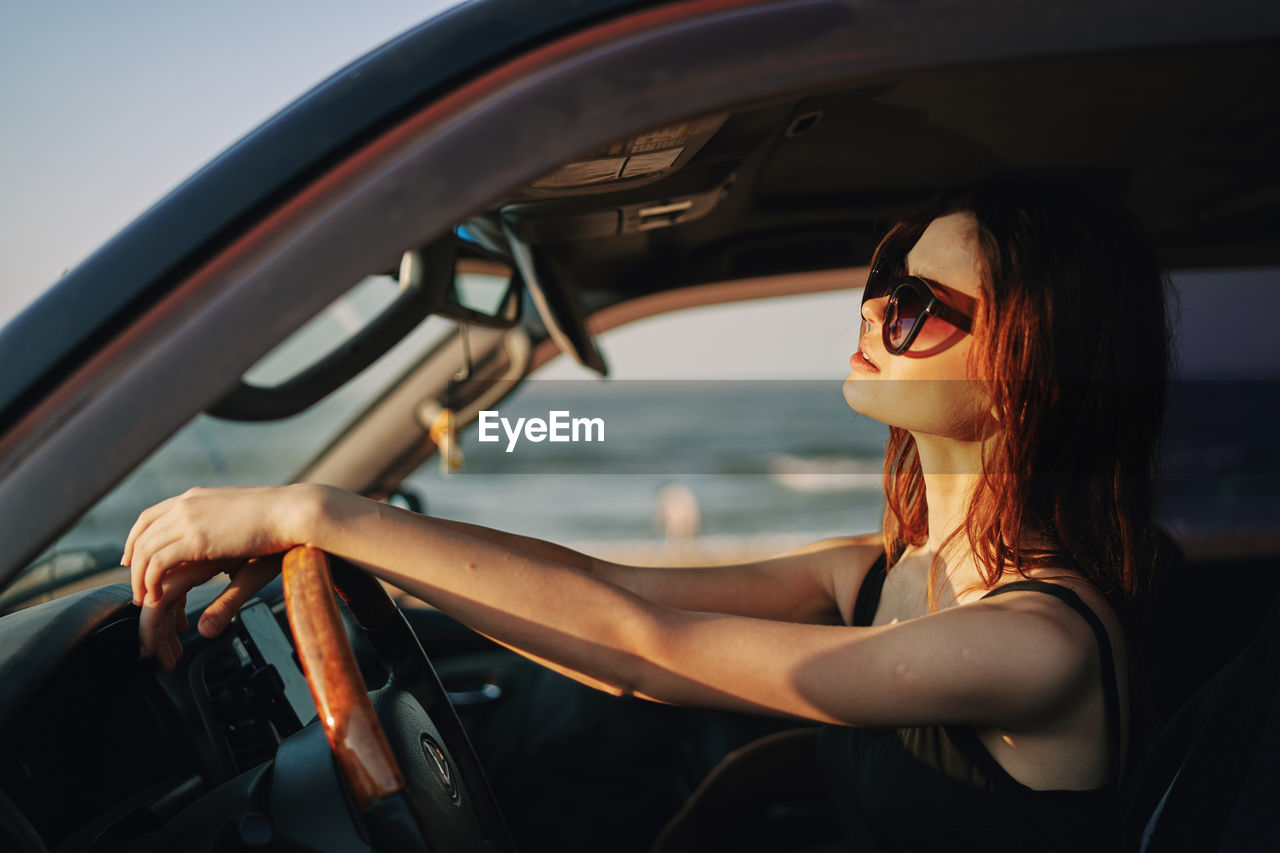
[852, 550, 889, 627]
[980, 580, 1123, 781]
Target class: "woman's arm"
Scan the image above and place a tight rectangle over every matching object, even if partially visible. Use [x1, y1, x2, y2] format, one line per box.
[425, 515, 881, 625]
[124, 486, 873, 671]
[126, 485, 1095, 728]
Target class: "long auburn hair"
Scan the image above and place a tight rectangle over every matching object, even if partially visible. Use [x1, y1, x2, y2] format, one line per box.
[876, 180, 1172, 610]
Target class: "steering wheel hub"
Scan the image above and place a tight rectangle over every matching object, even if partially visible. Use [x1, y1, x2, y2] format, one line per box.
[421, 735, 457, 799]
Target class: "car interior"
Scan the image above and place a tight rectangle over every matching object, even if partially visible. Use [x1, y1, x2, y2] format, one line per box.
[1, 1, 1279, 851]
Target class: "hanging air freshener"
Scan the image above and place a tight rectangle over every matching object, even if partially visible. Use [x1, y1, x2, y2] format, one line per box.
[428, 407, 464, 474]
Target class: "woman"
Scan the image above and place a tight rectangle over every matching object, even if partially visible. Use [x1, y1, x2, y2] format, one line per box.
[125, 180, 1170, 850]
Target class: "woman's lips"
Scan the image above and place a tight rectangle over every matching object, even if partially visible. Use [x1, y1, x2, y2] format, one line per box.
[850, 350, 880, 373]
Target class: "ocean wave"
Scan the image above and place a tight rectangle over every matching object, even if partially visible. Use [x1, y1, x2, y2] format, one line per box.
[767, 453, 883, 493]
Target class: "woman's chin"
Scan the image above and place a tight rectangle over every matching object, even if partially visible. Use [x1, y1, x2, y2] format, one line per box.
[842, 375, 886, 421]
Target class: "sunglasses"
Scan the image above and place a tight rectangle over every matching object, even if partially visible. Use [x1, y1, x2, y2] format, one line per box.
[860, 255, 975, 355]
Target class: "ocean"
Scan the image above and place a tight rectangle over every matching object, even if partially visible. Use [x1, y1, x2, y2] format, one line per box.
[406, 379, 890, 548]
[407, 377, 1280, 554]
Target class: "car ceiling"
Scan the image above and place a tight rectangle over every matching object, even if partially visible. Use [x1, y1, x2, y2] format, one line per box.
[487, 40, 1280, 308]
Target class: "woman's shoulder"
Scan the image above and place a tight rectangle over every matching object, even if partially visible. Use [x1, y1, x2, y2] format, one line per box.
[978, 565, 1120, 630]
[795, 530, 883, 551]
[783, 531, 883, 571]
[786, 532, 884, 626]
[975, 566, 1129, 695]
[972, 565, 1132, 779]
[984, 565, 1119, 620]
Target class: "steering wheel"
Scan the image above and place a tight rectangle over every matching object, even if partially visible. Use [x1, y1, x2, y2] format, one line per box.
[278, 544, 514, 852]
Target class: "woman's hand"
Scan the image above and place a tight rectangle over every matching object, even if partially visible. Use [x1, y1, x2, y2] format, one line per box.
[123, 484, 321, 669]
[124, 485, 313, 604]
[136, 556, 283, 670]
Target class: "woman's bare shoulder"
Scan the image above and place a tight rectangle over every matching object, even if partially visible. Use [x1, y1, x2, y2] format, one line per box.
[778, 532, 884, 626]
[783, 530, 883, 557]
[979, 566, 1129, 689]
[999, 566, 1121, 623]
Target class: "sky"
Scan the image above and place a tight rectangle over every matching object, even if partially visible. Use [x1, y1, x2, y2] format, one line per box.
[0, 1, 454, 324]
[0, 0, 861, 382]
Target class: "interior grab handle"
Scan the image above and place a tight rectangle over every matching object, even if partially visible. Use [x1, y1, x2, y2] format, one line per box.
[447, 683, 503, 706]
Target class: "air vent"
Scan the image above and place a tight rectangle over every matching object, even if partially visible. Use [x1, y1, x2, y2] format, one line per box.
[201, 637, 285, 773]
[221, 717, 278, 773]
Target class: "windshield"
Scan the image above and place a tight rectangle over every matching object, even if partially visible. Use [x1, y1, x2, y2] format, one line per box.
[6, 274, 455, 606]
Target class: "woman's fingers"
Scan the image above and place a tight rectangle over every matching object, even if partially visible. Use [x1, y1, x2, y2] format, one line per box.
[123, 493, 181, 571]
[166, 632, 183, 673]
[141, 537, 204, 605]
[127, 510, 172, 605]
[160, 611, 180, 672]
[198, 555, 282, 638]
[139, 602, 165, 659]
[130, 519, 187, 606]
[143, 600, 192, 670]
[126, 485, 315, 660]
[138, 562, 223, 658]
[126, 486, 301, 605]
[137, 556, 283, 664]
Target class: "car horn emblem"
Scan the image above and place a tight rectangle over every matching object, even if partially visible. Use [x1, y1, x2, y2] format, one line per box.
[420, 734, 456, 798]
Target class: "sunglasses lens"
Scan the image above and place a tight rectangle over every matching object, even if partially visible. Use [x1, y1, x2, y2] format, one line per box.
[886, 284, 924, 351]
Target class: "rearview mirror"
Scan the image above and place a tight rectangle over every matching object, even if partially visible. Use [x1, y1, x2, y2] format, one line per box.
[210, 237, 521, 421]
[401, 251, 522, 329]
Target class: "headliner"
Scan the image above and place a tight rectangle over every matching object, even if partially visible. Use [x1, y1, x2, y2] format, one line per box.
[491, 41, 1280, 305]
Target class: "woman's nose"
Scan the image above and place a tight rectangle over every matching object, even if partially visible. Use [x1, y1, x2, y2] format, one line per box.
[861, 292, 889, 325]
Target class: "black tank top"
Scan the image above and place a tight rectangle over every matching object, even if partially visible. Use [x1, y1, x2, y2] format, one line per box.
[817, 551, 1124, 852]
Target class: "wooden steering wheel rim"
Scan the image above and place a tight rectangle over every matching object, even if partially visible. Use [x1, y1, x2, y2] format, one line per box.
[281, 544, 405, 808]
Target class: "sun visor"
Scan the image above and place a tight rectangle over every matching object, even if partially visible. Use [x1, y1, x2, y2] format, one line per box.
[509, 112, 728, 199]
[502, 167, 735, 245]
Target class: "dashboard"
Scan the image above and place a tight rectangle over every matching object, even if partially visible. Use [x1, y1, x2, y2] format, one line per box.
[0, 581, 323, 852]
[0, 572, 810, 853]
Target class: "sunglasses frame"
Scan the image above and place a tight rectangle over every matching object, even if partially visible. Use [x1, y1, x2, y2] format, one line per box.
[862, 255, 975, 355]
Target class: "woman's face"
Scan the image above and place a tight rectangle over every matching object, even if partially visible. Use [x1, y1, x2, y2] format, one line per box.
[842, 211, 993, 440]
